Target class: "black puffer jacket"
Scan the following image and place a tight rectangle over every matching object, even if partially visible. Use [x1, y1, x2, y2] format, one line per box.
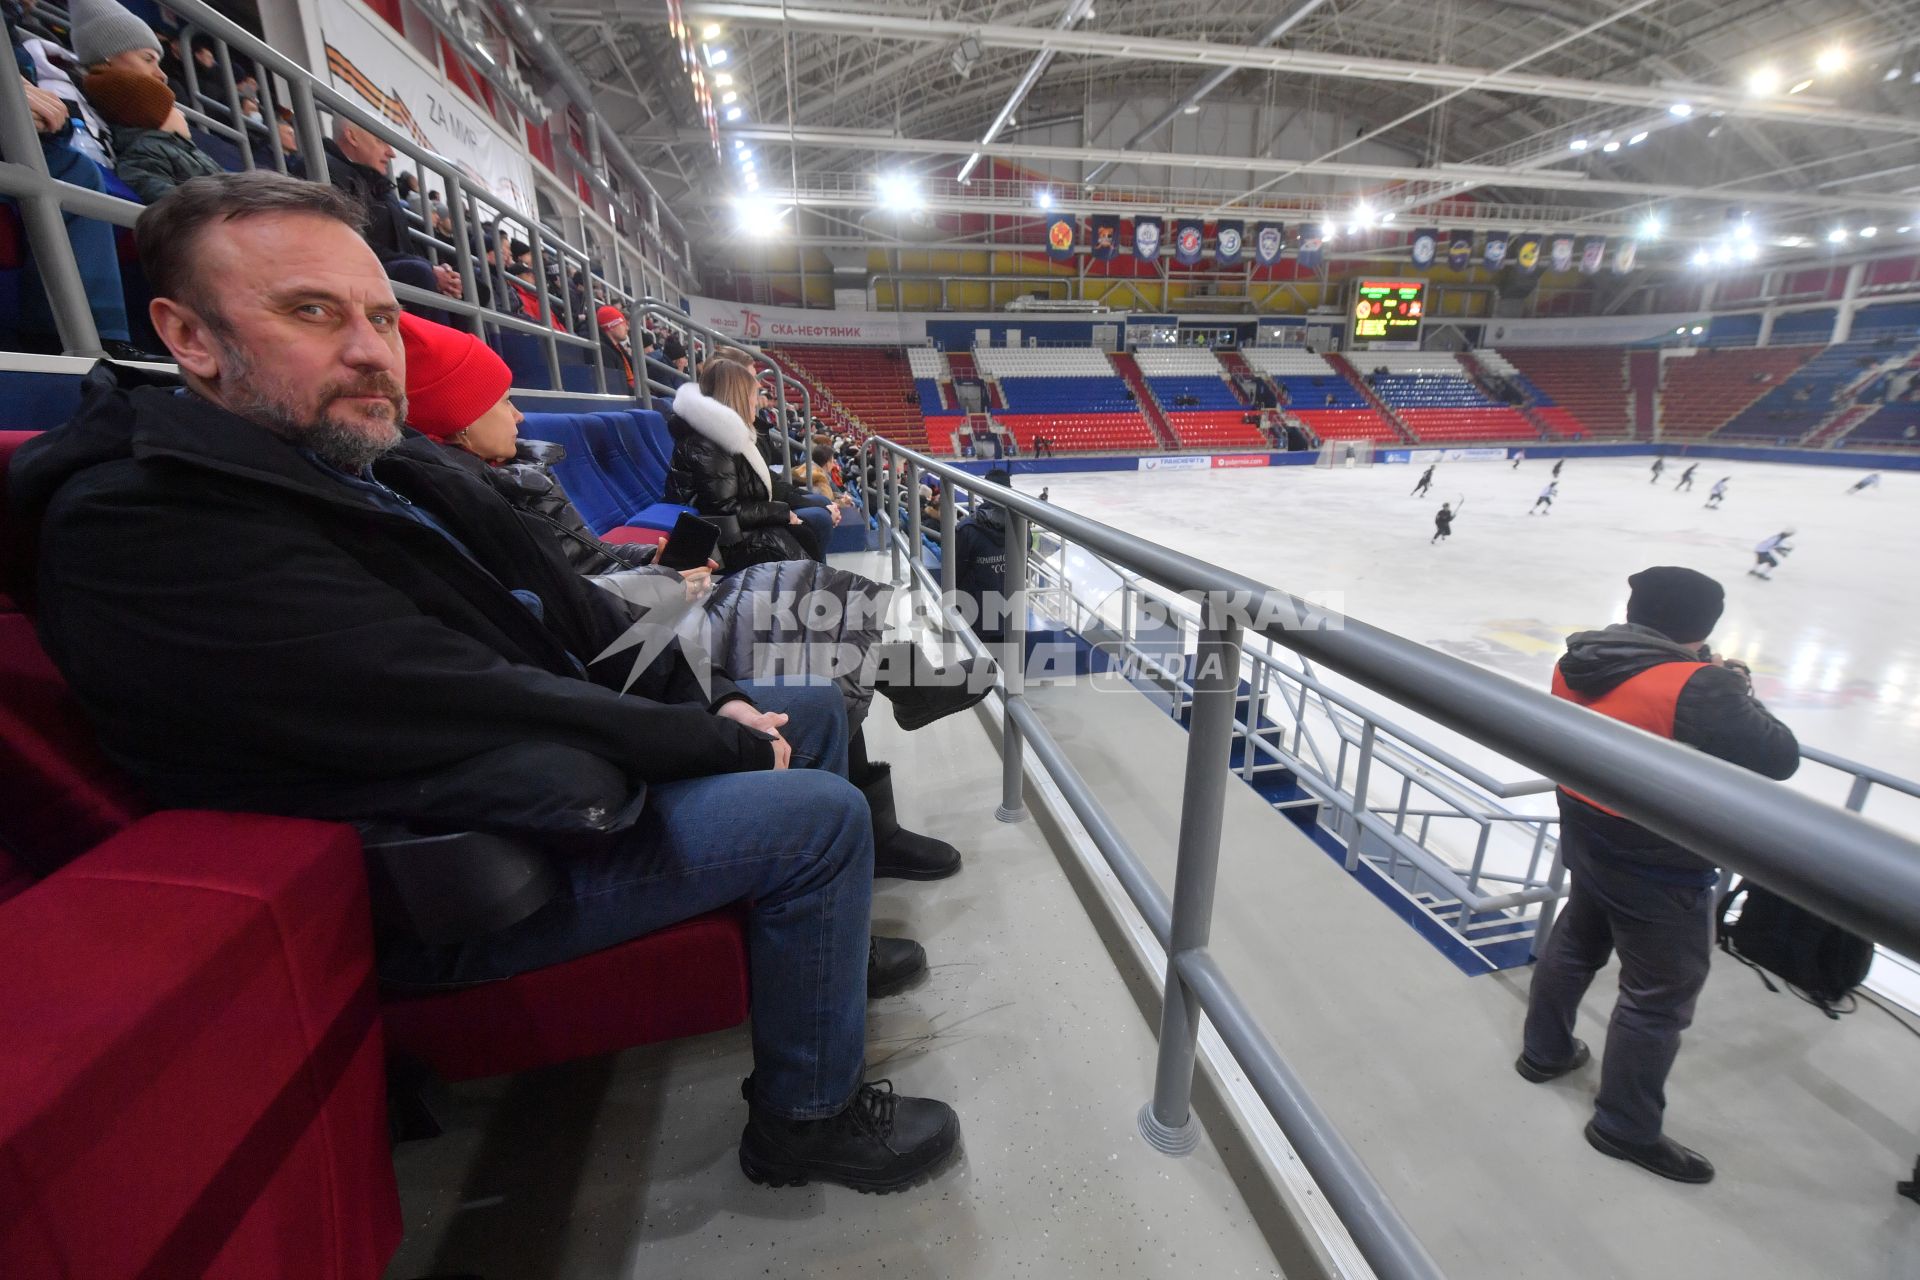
[322, 137, 413, 265]
[1555, 623, 1799, 876]
[438, 439, 650, 576]
[953, 498, 1010, 641]
[664, 380, 809, 571]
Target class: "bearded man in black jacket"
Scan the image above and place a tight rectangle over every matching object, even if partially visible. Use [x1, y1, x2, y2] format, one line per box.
[1518, 566, 1797, 1187]
[4, 172, 959, 1194]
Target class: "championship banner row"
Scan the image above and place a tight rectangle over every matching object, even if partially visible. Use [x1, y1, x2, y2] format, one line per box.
[1043, 215, 1638, 275]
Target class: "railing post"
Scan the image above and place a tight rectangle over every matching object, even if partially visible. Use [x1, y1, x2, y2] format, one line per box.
[996, 503, 1029, 824]
[0, 59, 103, 355]
[939, 478, 959, 653]
[883, 455, 902, 585]
[1344, 721, 1377, 871]
[906, 460, 924, 597]
[1140, 600, 1243, 1155]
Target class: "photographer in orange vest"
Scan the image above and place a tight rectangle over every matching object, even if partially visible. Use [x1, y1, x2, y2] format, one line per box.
[1518, 566, 1798, 1185]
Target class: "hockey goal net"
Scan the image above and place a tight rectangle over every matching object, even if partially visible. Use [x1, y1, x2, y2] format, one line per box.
[1315, 441, 1375, 467]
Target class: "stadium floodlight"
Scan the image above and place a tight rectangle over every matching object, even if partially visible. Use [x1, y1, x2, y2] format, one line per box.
[1815, 46, 1849, 74]
[1640, 215, 1663, 239]
[1860, 226, 1878, 238]
[1747, 65, 1781, 95]
[1353, 201, 1376, 225]
[1691, 325, 1705, 336]
[1737, 240, 1759, 262]
[1712, 243, 1733, 265]
[1789, 79, 1814, 94]
[701, 23, 721, 39]
[1380, 211, 1396, 223]
[877, 172, 922, 213]
[1036, 190, 1054, 210]
[1827, 227, 1849, 243]
[735, 197, 784, 237]
[1676, 326, 1687, 334]
[708, 47, 729, 65]
[1669, 102, 1693, 117]
[1690, 249, 1712, 267]
[1629, 131, 1649, 145]
[725, 106, 743, 121]
[715, 73, 733, 87]
[722, 92, 737, 105]
[1732, 221, 1753, 241]
[1602, 140, 1621, 153]
[733, 138, 747, 150]
[1887, 66, 1902, 81]
[1569, 138, 1589, 151]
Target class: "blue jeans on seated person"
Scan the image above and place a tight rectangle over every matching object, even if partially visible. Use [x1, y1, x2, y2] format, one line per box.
[384, 255, 461, 330]
[788, 497, 833, 562]
[378, 679, 871, 1119]
[15, 141, 131, 345]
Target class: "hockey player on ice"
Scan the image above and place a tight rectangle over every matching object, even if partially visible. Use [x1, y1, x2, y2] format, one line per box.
[1846, 472, 1881, 495]
[1750, 531, 1794, 580]
[1511, 449, 1527, 469]
[1431, 502, 1457, 544]
[1552, 459, 1564, 479]
[1650, 458, 1666, 484]
[1675, 463, 1698, 492]
[1529, 481, 1558, 515]
[1704, 477, 1729, 509]
[1411, 464, 1435, 497]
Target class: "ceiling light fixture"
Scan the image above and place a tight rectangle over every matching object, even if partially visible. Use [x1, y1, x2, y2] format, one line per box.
[1380, 211, 1396, 223]
[1640, 214, 1662, 239]
[1860, 225, 1878, 238]
[701, 23, 721, 40]
[1036, 190, 1054, 210]
[708, 47, 729, 65]
[1691, 326, 1705, 336]
[1669, 102, 1693, 117]
[1570, 138, 1589, 151]
[1747, 65, 1780, 95]
[1815, 46, 1849, 74]
[1827, 227, 1850, 243]
[1629, 131, 1649, 145]
[1737, 241, 1759, 262]
[1602, 140, 1621, 153]
[877, 173, 922, 212]
[1691, 248, 1712, 267]
[725, 106, 742, 120]
[722, 91, 737, 105]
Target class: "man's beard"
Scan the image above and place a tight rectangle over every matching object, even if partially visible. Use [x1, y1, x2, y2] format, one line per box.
[216, 335, 407, 472]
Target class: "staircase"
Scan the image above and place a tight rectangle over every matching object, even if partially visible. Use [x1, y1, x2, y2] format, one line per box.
[1216, 349, 1258, 405]
[1108, 352, 1182, 450]
[1457, 352, 1550, 440]
[1808, 404, 1876, 449]
[1325, 352, 1414, 443]
[763, 352, 856, 437]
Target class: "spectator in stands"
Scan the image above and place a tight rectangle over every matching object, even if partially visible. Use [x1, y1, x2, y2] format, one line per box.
[596, 303, 635, 391]
[667, 360, 819, 569]
[396, 170, 417, 204]
[1519, 567, 1798, 1186]
[953, 468, 1013, 643]
[81, 66, 222, 202]
[7, 172, 962, 1191]
[12, 0, 113, 170]
[9, 2, 146, 358]
[663, 334, 690, 373]
[322, 117, 463, 319]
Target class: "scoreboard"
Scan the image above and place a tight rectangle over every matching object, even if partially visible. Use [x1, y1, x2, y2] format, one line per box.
[1351, 279, 1426, 344]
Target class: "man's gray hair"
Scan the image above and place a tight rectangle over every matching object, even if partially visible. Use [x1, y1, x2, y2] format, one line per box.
[135, 172, 367, 318]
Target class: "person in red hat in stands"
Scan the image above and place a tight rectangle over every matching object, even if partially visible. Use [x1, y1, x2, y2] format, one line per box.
[596, 304, 635, 392]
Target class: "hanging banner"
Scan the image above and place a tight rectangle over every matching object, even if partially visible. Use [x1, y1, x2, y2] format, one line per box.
[1298, 224, 1325, 271]
[683, 295, 926, 345]
[1254, 222, 1285, 266]
[1090, 214, 1121, 261]
[1549, 235, 1575, 273]
[1514, 234, 1542, 272]
[1134, 216, 1163, 263]
[1611, 240, 1638, 275]
[1173, 219, 1205, 265]
[315, 0, 534, 214]
[1579, 237, 1607, 275]
[1482, 231, 1510, 270]
[1447, 230, 1474, 270]
[1410, 228, 1439, 268]
[1215, 220, 1245, 265]
[1045, 214, 1077, 260]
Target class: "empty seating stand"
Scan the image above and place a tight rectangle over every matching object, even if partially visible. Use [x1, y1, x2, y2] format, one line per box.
[1365, 353, 1536, 444]
[1243, 349, 1398, 444]
[518, 407, 694, 535]
[1717, 341, 1911, 442]
[975, 347, 1154, 453]
[1658, 346, 1819, 439]
[774, 345, 932, 452]
[1133, 347, 1265, 450]
[1497, 347, 1630, 439]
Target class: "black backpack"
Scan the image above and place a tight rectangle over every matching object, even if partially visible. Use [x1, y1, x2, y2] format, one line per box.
[1718, 878, 1875, 1019]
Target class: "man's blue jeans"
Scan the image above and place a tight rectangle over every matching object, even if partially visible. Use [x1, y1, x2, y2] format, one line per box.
[378, 680, 871, 1119]
[789, 492, 833, 562]
[17, 141, 131, 344]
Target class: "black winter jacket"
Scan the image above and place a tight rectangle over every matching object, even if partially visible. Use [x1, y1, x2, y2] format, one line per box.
[438, 439, 650, 577]
[953, 499, 1010, 640]
[322, 137, 414, 265]
[663, 380, 808, 571]
[5, 366, 773, 844]
[1555, 623, 1799, 877]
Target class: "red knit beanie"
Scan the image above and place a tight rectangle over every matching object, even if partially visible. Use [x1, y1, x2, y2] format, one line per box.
[398, 313, 514, 441]
[596, 304, 626, 330]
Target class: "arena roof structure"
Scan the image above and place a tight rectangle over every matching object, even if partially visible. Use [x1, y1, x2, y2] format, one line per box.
[533, 0, 1920, 268]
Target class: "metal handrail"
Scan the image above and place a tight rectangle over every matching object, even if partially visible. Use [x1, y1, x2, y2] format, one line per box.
[865, 433, 1920, 1280]
[1, 0, 687, 379]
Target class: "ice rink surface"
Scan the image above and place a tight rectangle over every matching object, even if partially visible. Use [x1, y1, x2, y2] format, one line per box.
[1017, 455, 1920, 991]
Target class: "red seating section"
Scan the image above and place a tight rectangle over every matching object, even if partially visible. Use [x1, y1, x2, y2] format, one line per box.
[1659, 347, 1818, 438]
[1396, 407, 1536, 443]
[1500, 347, 1631, 438]
[773, 345, 935, 452]
[994, 412, 1158, 453]
[1164, 410, 1266, 450]
[1292, 409, 1400, 443]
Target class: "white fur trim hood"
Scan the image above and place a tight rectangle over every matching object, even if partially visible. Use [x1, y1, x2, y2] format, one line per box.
[673, 380, 774, 499]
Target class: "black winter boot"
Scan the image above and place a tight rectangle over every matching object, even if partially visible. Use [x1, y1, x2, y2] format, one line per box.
[870, 641, 994, 732]
[739, 1080, 961, 1193]
[861, 762, 961, 880]
[868, 935, 927, 997]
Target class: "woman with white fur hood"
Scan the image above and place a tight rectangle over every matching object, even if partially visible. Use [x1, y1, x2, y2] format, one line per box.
[665, 360, 818, 571]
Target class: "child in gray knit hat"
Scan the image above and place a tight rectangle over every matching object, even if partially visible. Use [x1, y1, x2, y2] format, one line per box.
[69, 0, 164, 78]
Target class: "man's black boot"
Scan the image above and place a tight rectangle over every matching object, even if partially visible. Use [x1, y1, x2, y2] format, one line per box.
[1584, 1121, 1715, 1184]
[859, 761, 961, 881]
[740, 1080, 961, 1193]
[868, 935, 926, 998]
[1515, 1038, 1590, 1083]
[871, 641, 993, 732]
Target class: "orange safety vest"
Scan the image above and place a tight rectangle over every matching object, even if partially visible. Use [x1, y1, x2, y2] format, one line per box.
[1550, 660, 1709, 817]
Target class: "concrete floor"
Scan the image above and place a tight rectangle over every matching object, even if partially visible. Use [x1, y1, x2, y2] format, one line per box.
[385, 670, 1287, 1280]
[1026, 670, 1920, 1280]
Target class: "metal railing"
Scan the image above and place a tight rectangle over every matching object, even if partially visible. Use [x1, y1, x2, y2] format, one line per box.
[863, 434, 1920, 1280]
[1, 0, 685, 388]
